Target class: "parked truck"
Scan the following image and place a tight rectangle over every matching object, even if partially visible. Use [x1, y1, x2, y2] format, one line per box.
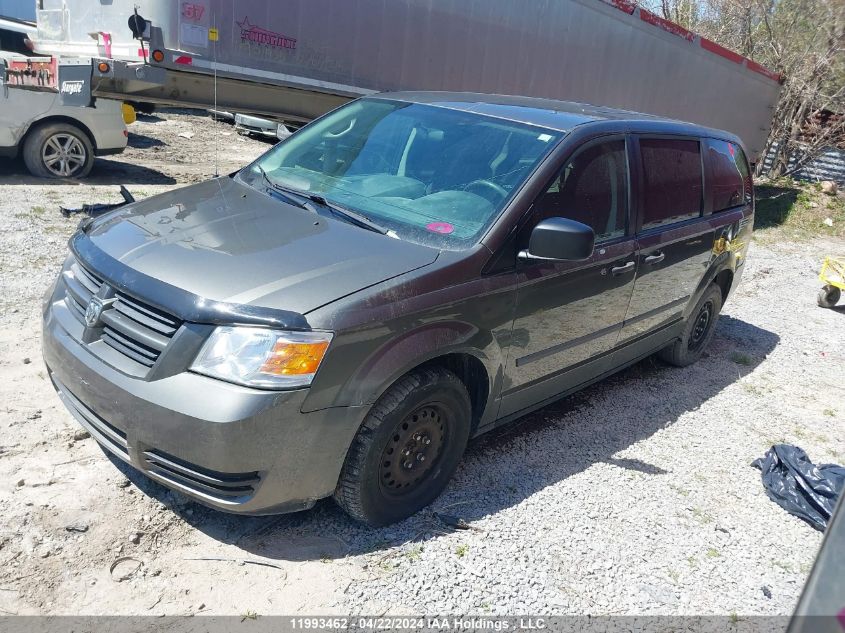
[31, 0, 782, 160]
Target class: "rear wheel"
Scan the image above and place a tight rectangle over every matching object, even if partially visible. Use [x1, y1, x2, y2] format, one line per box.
[658, 283, 723, 367]
[817, 285, 841, 308]
[334, 367, 471, 526]
[23, 122, 94, 179]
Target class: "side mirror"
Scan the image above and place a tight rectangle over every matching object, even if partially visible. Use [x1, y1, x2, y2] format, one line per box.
[519, 217, 595, 262]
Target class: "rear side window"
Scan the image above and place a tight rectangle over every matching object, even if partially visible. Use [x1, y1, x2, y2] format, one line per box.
[639, 138, 703, 230]
[707, 139, 752, 212]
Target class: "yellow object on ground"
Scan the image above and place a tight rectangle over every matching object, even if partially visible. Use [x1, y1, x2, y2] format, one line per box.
[121, 103, 136, 125]
[817, 256, 845, 308]
[820, 256, 845, 290]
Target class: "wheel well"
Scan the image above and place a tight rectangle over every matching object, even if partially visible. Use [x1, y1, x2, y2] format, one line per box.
[421, 353, 490, 434]
[713, 269, 734, 303]
[22, 116, 98, 152]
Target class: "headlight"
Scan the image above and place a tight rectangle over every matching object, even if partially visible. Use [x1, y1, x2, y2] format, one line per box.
[190, 326, 332, 389]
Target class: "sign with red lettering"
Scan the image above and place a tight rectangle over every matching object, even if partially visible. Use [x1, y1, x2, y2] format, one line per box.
[237, 17, 297, 50]
[181, 2, 205, 22]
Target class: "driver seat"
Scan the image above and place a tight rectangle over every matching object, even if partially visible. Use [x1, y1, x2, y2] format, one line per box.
[432, 129, 503, 191]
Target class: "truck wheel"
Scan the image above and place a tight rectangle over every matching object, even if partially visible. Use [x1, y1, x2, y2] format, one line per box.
[23, 122, 94, 179]
[658, 283, 723, 367]
[334, 367, 471, 526]
[817, 285, 841, 308]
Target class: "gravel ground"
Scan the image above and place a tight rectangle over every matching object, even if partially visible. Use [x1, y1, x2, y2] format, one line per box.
[0, 108, 843, 617]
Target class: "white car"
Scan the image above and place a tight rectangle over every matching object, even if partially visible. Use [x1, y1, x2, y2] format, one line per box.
[234, 112, 297, 141]
[1, 58, 128, 178]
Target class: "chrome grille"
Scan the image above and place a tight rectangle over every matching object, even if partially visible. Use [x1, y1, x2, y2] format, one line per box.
[114, 294, 180, 337]
[64, 260, 102, 319]
[100, 293, 180, 368]
[62, 258, 182, 370]
[73, 260, 102, 294]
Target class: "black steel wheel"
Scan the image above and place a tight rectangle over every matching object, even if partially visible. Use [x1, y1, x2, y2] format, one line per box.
[688, 299, 714, 352]
[659, 283, 723, 367]
[334, 367, 471, 526]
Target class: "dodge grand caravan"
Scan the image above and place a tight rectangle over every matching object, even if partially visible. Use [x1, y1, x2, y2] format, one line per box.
[42, 93, 753, 525]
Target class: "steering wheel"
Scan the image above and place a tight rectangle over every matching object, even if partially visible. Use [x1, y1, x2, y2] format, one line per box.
[463, 179, 508, 204]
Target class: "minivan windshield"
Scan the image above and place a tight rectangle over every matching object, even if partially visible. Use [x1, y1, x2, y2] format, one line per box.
[239, 98, 562, 248]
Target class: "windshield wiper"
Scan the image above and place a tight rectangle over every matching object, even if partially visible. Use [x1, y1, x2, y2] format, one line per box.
[304, 193, 388, 235]
[257, 165, 316, 212]
[256, 165, 387, 235]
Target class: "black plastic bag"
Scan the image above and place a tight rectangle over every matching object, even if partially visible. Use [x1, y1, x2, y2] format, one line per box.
[752, 444, 845, 531]
[60, 185, 135, 218]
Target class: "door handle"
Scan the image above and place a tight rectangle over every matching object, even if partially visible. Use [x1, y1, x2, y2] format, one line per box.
[644, 251, 666, 265]
[611, 261, 636, 276]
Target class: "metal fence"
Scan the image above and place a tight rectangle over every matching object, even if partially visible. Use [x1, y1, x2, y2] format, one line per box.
[761, 143, 845, 185]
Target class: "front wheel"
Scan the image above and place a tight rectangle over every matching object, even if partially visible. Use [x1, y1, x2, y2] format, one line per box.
[22, 122, 95, 179]
[659, 283, 723, 367]
[334, 367, 471, 526]
[817, 285, 841, 309]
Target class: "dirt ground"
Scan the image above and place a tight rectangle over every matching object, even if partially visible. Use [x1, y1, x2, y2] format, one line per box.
[0, 111, 354, 616]
[0, 109, 843, 617]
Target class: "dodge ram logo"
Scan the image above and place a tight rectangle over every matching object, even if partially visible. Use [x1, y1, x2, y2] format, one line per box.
[84, 297, 106, 327]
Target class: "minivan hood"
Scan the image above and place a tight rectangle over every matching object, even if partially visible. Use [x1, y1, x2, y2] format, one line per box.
[82, 177, 439, 314]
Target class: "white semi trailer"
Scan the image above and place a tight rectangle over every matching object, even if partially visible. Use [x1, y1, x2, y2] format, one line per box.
[32, 0, 783, 160]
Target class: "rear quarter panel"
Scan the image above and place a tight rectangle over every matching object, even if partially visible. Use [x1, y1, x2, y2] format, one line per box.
[685, 207, 750, 314]
[0, 87, 57, 149]
[54, 98, 128, 153]
[692, 138, 755, 309]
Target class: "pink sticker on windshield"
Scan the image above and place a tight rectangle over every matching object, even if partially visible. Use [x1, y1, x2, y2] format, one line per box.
[426, 222, 454, 234]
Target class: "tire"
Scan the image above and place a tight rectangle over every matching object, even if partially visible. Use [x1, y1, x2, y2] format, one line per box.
[658, 283, 723, 367]
[22, 122, 94, 179]
[817, 285, 841, 309]
[334, 367, 472, 526]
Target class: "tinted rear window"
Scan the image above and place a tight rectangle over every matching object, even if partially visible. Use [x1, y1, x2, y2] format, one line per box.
[640, 138, 703, 230]
[707, 139, 752, 212]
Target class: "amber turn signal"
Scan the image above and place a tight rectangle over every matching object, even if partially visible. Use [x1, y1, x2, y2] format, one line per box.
[151, 49, 165, 63]
[259, 341, 330, 376]
[97, 61, 110, 73]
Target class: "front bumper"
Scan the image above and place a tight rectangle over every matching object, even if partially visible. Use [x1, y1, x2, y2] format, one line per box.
[42, 286, 366, 515]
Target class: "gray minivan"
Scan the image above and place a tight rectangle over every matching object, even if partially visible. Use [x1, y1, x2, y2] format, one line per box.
[42, 93, 753, 525]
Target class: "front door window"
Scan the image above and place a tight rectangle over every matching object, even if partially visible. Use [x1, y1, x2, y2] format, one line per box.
[534, 139, 628, 242]
[501, 138, 636, 417]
